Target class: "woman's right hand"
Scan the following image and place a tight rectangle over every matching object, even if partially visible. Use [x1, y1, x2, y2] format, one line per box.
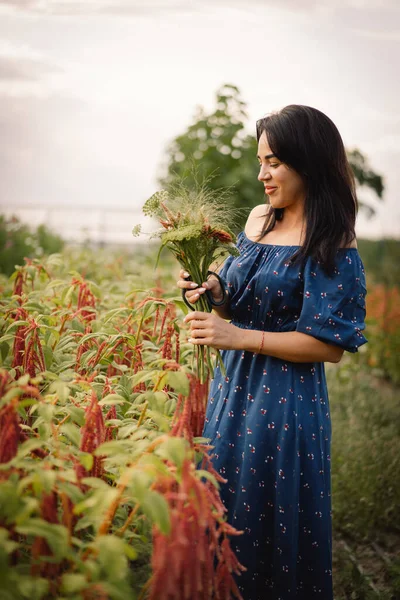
[177, 269, 224, 305]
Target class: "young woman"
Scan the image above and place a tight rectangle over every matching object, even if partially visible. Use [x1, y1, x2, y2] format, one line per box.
[177, 105, 368, 600]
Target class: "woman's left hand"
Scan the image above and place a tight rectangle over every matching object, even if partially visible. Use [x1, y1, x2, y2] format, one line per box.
[183, 311, 241, 350]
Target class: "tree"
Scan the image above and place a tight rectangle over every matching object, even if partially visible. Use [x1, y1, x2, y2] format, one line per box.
[158, 84, 384, 230]
[0, 215, 64, 276]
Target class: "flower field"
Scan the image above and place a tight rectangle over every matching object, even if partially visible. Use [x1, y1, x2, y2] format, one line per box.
[0, 247, 245, 600]
[1, 241, 399, 600]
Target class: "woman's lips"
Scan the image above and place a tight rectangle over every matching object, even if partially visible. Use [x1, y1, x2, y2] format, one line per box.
[265, 187, 277, 194]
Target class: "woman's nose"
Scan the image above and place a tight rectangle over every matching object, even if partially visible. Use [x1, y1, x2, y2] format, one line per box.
[258, 166, 271, 182]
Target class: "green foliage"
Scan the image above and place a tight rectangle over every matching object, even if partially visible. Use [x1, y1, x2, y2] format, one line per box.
[159, 84, 261, 230]
[0, 245, 236, 599]
[328, 358, 400, 539]
[358, 238, 400, 287]
[159, 83, 385, 231]
[1, 239, 399, 598]
[0, 215, 64, 276]
[347, 148, 384, 206]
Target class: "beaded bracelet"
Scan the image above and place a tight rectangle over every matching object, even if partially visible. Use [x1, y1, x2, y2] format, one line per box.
[258, 330, 265, 354]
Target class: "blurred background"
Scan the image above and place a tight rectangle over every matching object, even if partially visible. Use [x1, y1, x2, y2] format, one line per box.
[0, 1, 399, 598]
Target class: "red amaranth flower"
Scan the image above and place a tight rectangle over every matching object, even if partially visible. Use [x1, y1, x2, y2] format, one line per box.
[170, 374, 210, 441]
[10, 311, 46, 378]
[0, 402, 20, 464]
[157, 303, 172, 344]
[104, 405, 117, 442]
[209, 228, 233, 244]
[71, 278, 97, 322]
[82, 584, 109, 600]
[13, 270, 25, 300]
[76, 390, 105, 481]
[162, 322, 174, 360]
[148, 458, 246, 600]
[31, 490, 61, 583]
[188, 373, 209, 438]
[75, 325, 94, 374]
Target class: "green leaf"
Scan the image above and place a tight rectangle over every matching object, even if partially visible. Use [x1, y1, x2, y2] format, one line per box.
[165, 370, 189, 396]
[17, 373, 31, 386]
[17, 576, 49, 599]
[93, 440, 128, 457]
[61, 573, 88, 594]
[95, 535, 129, 581]
[98, 393, 126, 406]
[5, 320, 29, 333]
[0, 340, 11, 363]
[155, 436, 188, 469]
[79, 453, 94, 472]
[0, 527, 19, 555]
[130, 470, 153, 502]
[49, 379, 70, 404]
[60, 422, 81, 447]
[141, 490, 171, 535]
[196, 469, 219, 489]
[130, 369, 157, 387]
[42, 345, 53, 370]
[68, 405, 85, 426]
[16, 519, 70, 561]
[38, 403, 55, 423]
[17, 438, 46, 460]
[71, 318, 85, 333]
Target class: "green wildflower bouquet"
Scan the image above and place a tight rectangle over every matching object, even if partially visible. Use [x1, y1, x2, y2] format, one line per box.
[133, 174, 241, 383]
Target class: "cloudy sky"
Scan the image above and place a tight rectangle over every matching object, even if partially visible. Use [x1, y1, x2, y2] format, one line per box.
[0, 0, 399, 242]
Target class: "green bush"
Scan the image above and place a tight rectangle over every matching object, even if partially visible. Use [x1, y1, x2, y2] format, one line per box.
[328, 358, 400, 540]
[0, 215, 64, 276]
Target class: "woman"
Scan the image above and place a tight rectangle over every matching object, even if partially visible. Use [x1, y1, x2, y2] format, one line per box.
[178, 105, 368, 600]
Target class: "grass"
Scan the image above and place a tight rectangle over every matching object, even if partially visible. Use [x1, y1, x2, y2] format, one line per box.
[328, 352, 400, 598]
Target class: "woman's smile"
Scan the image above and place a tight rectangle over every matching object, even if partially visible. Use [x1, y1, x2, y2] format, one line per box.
[265, 186, 277, 195]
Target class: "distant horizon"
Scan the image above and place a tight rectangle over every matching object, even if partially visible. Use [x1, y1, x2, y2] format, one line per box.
[2, 204, 398, 246]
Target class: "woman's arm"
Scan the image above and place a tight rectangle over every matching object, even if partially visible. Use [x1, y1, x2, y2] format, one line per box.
[240, 328, 344, 363]
[183, 311, 344, 364]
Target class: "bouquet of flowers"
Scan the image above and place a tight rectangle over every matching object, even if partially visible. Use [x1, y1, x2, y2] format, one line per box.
[133, 174, 241, 383]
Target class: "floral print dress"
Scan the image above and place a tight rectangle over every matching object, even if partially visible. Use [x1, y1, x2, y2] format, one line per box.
[202, 231, 368, 600]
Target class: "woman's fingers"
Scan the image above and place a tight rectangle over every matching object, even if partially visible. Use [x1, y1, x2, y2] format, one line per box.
[202, 278, 224, 302]
[189, 319, 208, 329]
[177, 270, 207, 304]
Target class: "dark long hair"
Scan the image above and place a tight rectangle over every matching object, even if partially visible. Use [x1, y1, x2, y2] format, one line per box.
[256, 105, 358, 275]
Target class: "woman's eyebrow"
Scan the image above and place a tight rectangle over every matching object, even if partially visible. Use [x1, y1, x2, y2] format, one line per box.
[256, 153, 276, 160]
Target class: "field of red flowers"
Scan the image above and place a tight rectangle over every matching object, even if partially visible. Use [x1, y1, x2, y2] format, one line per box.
[1, 242, 399, 600]
[0, 249, 245, 600]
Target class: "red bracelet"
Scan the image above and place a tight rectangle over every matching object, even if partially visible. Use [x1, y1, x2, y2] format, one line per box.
[258, 330, 265, 354]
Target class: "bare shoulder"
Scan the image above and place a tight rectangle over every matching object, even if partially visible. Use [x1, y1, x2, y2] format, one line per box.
[245, 204, 272, 236]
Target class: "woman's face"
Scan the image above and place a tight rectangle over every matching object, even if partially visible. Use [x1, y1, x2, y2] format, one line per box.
[257, 130, 306, 209]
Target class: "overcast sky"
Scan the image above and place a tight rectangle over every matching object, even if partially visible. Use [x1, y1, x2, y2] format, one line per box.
[0, 0, 399, 241]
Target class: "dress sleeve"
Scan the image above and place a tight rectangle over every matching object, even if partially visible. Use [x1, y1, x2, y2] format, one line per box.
[296, 250, 368, 353]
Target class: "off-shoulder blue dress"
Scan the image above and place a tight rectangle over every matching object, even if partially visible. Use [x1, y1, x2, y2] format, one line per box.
[202, 231, 367, 600]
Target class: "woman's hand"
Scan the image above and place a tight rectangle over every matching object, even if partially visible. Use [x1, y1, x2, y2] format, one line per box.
[176, 269, 224, 306]
[183, 311, 241, 351]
